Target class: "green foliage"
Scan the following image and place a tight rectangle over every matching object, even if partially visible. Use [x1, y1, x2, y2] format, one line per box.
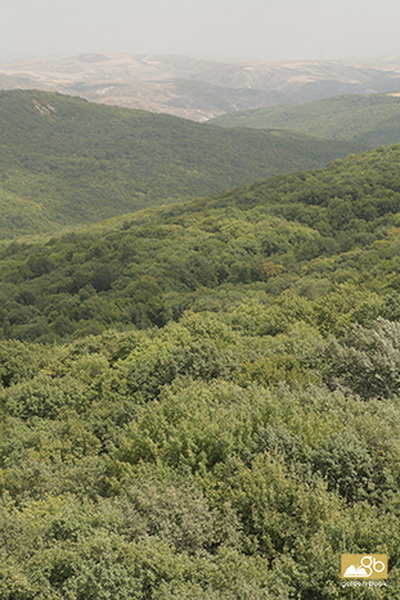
[325, 318, 400, 399]
[2, 144, 400, 342]
[211, 92, 400, 149]
[0, 90, 361, 239]
[2, 143, 400, 597]
[0, 339, 49, 387]
[1, 323, 400, 597]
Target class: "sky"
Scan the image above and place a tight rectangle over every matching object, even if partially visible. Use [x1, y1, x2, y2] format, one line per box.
[1, 0, 400, 63]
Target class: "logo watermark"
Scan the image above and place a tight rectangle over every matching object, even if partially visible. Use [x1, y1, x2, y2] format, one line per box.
[340, 554, 388, 589]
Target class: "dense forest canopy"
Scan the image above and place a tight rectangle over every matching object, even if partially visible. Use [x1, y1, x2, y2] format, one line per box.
[0, 90, 363, 240]
[1, 144, 400, 342]
[211, 93, 400, 149]
[1, 143, 400, 597]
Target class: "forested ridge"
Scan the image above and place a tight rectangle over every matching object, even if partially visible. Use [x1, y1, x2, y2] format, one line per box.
[1, 144, 400, 597]
[211, 93, 400, 149]
[0, 90, 362, 240]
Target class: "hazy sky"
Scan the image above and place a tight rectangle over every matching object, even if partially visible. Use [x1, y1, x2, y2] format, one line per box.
[1, 0, 400, 63]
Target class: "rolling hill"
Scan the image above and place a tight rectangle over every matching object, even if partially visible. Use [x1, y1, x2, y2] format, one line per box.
[1, 142, 400, 341]
[0, 89, 363, 239]
[210, 93, 400, 148]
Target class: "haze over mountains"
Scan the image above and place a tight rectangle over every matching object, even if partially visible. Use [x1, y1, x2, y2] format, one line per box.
[2, 52, 400, 121]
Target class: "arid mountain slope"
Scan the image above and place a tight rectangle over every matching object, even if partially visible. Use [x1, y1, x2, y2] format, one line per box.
[1, 53, 400, 121]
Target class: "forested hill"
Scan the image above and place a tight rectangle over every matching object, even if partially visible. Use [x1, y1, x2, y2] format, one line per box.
[210, 93, 400, 148]
[1, 144, 400, 597]
[0, 90, 363, 239]
[1, 143, 400, 342]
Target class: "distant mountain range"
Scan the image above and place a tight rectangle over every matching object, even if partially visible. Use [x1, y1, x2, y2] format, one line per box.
[1, 53, 400, 121]
[210, 93, 400, 148]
